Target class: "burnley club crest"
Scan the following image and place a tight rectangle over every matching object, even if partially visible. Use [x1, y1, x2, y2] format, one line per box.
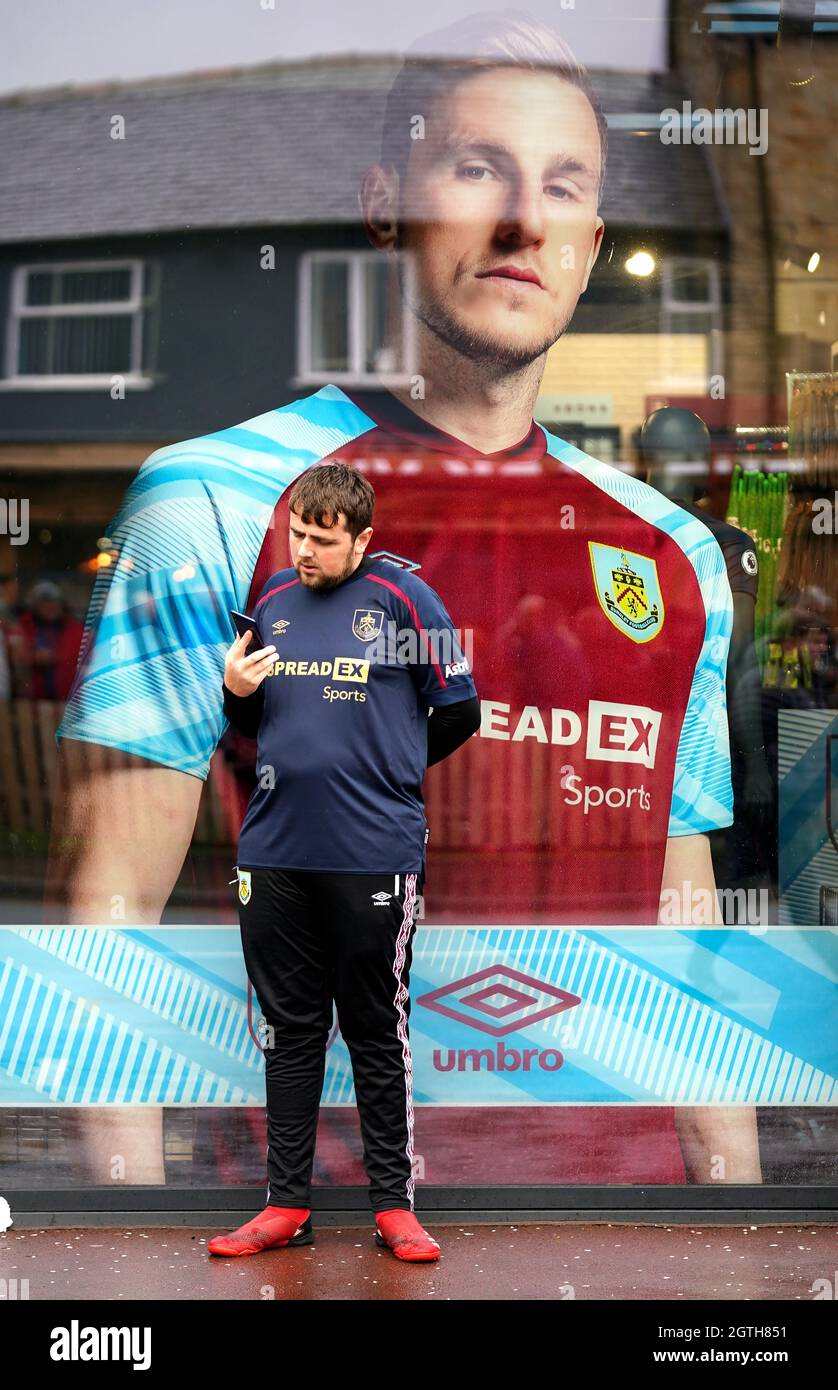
[352, 608, 384, 642]
[589, 543, 664, 643]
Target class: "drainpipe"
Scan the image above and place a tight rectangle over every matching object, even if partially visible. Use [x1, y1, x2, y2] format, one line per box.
[746, 35, 777, 423]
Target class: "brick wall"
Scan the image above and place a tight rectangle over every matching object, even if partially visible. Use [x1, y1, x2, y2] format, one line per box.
[671, 1, 837, 416]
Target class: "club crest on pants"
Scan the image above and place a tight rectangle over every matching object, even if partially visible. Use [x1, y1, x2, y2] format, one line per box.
[237, 869, 252, 905]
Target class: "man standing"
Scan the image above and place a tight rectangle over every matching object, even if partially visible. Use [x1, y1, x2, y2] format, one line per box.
[50, 12, 760, 1198]
[15, 580, 84, 702]
[208, 464, 478, 1259]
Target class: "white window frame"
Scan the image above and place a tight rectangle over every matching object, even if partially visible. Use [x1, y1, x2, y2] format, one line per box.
[294, 250, 417, 387]
[1, 258, 153, 390]
[660, 256, 724, 381]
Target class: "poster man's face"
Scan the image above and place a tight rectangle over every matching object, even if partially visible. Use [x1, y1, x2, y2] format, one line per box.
[397, 68, 605, 368]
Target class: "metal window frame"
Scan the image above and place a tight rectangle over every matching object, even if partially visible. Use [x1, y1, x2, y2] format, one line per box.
[296, 249, 416, 388]
[7, 1184, 838, 1226]
[693, 2, 838, 40]
[3, 258, 152, 388]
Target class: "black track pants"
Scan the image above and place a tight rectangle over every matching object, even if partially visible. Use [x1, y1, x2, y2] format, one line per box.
[236, 866, 422, 1213]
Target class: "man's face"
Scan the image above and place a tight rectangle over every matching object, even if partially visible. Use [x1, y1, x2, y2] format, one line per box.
[288, 508, 371, 590]
[396, 68, 605, 369]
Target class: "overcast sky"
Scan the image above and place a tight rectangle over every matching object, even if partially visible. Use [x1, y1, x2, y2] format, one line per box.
[1, 0, 668, 96]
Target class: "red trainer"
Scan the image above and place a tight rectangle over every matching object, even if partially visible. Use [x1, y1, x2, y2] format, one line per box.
[374, 1209, 441, 1261]
[207, 1206, 312, 1257]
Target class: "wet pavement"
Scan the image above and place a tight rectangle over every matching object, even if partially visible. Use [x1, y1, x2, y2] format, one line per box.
[1, 1222, 835, 1300]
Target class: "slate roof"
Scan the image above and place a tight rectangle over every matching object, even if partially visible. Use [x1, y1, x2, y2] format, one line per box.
[0, 56, 727, 244]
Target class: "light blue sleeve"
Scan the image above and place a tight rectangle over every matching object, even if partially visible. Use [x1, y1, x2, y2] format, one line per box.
[667, 534, 734, 836]
[55, 449, 243, 781]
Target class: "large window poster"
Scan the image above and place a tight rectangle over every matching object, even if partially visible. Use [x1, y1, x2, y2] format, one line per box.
[0, 0, 836, 1202]
[1, 926, 834, 1114]
[2, 466, 836, 1192]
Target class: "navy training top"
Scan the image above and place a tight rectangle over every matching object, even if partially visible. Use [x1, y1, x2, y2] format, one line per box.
[235, 554, 477, 873]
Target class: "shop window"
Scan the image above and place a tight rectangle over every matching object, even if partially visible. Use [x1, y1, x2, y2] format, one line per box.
[660, 256, 723, 381]
[4, 260, 155, 388]
[297, 250, 416, 385]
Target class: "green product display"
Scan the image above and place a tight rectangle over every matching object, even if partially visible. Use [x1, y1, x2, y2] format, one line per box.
[726, 464, 790, 675]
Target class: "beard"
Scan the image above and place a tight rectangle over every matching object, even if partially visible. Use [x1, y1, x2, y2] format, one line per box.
[398, 258, 573, 371]
[295, 551, 358, 591]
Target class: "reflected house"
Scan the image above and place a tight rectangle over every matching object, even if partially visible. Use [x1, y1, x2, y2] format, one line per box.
[0, 56, 731, 579]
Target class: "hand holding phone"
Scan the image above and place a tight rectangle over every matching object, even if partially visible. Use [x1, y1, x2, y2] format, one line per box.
[230, 609, 263, 643]
[225, 611, 277, 697]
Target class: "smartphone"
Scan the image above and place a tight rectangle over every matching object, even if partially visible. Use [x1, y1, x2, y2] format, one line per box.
[229, 609, 264, 644]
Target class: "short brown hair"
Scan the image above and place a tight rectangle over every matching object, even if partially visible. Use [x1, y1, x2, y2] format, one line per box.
[287, 463, 375, 541]
[381, 14, 608, 203]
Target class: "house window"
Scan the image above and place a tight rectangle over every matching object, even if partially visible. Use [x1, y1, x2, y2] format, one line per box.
[660, 257, 723, 380]
[297, 251, 415, 385]
[4, 260, 155, 388]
